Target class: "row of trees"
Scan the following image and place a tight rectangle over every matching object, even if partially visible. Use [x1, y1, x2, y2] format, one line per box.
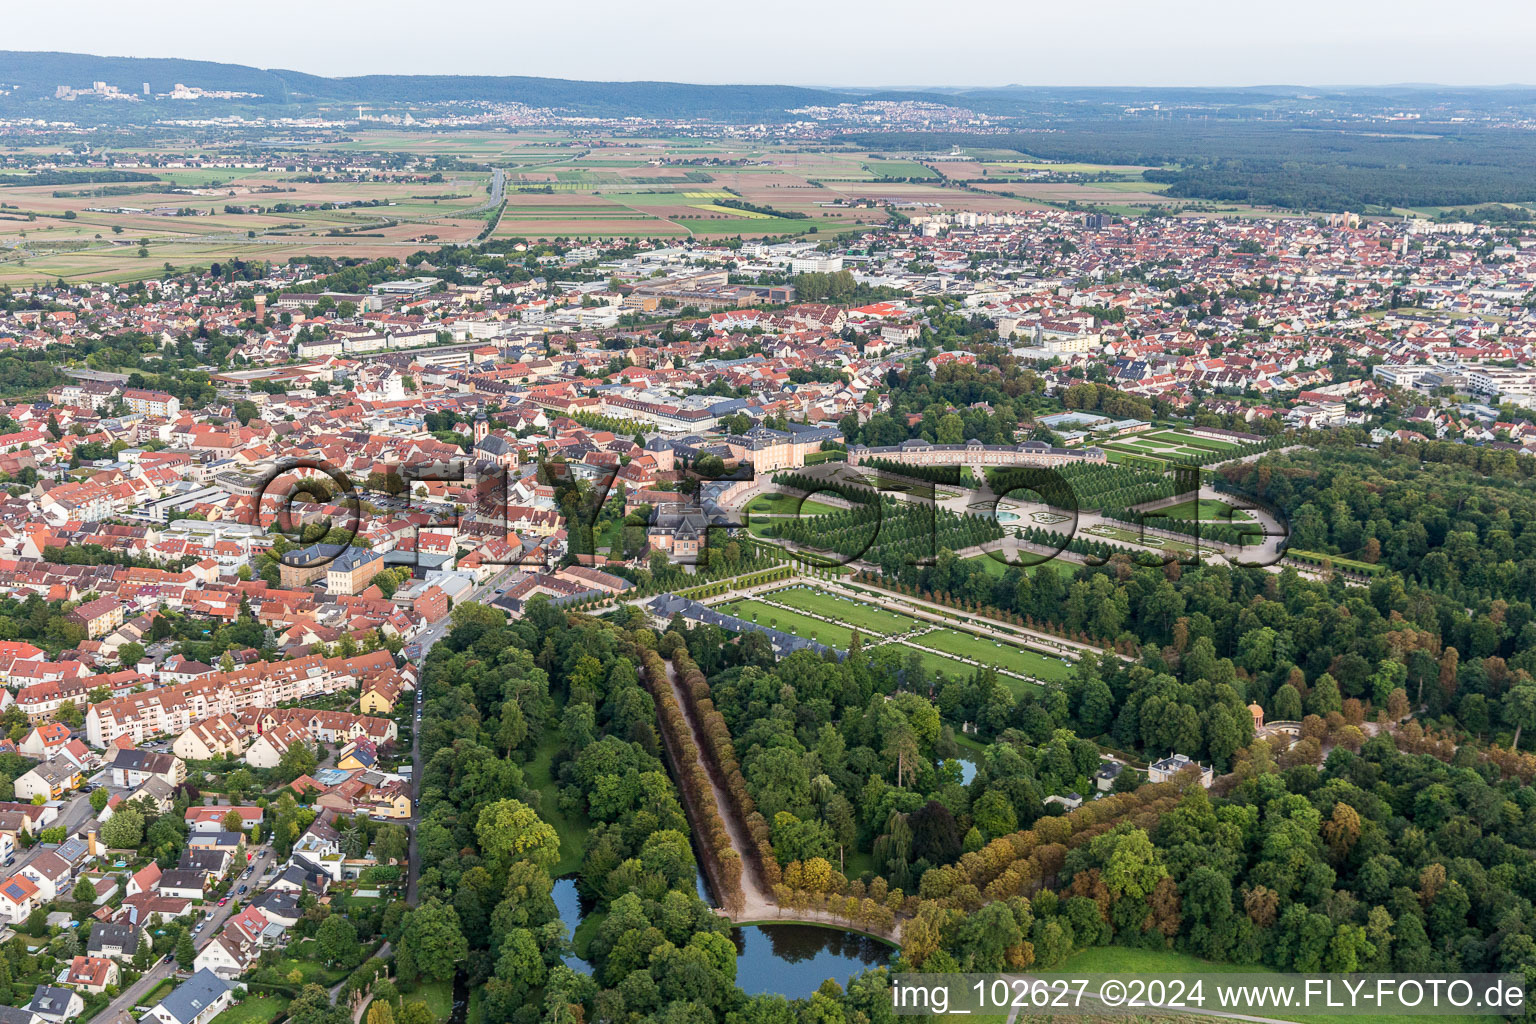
[638, 646, 745, 912]
[668, 644, 780, 890]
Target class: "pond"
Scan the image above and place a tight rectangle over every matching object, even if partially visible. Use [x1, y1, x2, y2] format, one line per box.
[557, 875, 893, 997]
[551, 877, 594, 975]
[732, 923, 894, 998]
[946, 755, 977, 784]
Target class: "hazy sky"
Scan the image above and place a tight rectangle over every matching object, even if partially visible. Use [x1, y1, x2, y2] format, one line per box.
[9, 0, 1536, 88]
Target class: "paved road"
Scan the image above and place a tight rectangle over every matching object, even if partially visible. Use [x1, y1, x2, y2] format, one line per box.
[105, 958, 176, 1018]
[406, 563, 520, 903]
[91, 844, 276, 1021]
[467, 167, 506, 217]
[192, 844, 277, 948]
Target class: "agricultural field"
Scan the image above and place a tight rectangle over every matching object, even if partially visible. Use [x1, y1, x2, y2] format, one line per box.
[0, 132, 1062, 277]
[860, 159, 939, 179]
[0, 165, 495, 285]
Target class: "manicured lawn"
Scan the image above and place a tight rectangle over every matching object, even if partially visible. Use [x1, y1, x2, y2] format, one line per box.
[918, 628, 1072, 683]
[1154, 498, 1253, 521]
[1049, 947, 1500, 1024]
[409, 980, 455, 1023]
[1054, 946, 1260, 974]
[137, 979, 176, 1009]
[763, 586, 918, 636]
[744, 493, 842, 516]
[210, 995, 286, 1024]
[1146, 429, 1242, 452]
[895, 643, 978, 680]
[963, 554, 1077, 578]
[573, 907, 606, 959]
[1088, 524, 1194, 553]
[527, 729, 587, 877]
[269, 953, 347, 987]
[1288, 549, 1384, 575]
[718, 599, 857, 649]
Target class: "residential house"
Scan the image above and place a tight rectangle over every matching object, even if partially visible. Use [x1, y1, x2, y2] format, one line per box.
[156, 870, 207, 901]
[141, 970, 233, 1024]
[19, 852, 74, 902]
[86, 922, 146, 962]
[18, 724, 72, 760]
[64, 957, 117, 995]
[125, 863, 160, 897]
[14, 757, 82, 802]
[0, 875, 39, 924]
[184, 806, 262, 834]
[66, 598, 124, 640]
[26, 987, 83, 1024]
[1147, 753, 1214, 788]
[106, 749, 185, 789]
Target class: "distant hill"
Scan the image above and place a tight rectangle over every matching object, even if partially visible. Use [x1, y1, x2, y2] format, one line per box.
[0, 50, 876, 118]
[4, 51, 1533, 124]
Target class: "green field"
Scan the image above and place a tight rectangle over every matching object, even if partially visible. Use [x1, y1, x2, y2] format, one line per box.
[1146, 429, 1244, 452]
[744, 493, 842, 516]
[1153, 498, 1254, 522]
[527, 730, 587, 876]
[964, 554, 1079, 579]
[1049, 947, 1501, 1024]
[861, 160, 939, 179]
[410, 980, 455, 1023]
[718, 599, 858, 648]
[762, 586, 918, 636]
[896, 643, 979, 680]
[210, 996, 286, 1024]
[1287, 549, 1384, 575]
[917, 627, 1072, 682]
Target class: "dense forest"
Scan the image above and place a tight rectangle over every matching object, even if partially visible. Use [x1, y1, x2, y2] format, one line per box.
[396, 599, 901, 1024]
[842, 125, 1536, 211]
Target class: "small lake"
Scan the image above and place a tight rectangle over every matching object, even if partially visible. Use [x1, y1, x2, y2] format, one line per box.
[556, 875, 892, 996]
[732, 923, 894, 997]
[946, 755, 977, 784]
[551, 877, 594, 974]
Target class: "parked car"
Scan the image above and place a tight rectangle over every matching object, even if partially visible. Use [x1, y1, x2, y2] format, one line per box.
[237, 885, 247, 894]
